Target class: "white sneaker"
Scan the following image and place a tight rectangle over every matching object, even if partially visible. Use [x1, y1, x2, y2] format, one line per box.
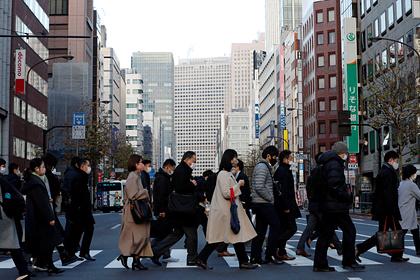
[161, 257, 179, 263]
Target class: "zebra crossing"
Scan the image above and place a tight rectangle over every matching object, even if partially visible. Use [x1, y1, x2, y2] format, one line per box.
[1, 242, 419, 271]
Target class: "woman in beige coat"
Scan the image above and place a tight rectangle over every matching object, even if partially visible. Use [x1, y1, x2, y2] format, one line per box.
[118, 154, 153, 270]
[196, 149, 258, 270]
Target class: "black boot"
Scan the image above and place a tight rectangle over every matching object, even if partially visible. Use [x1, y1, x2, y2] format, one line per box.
[132, 258, 148, 271]
[117, 255, 129, 269]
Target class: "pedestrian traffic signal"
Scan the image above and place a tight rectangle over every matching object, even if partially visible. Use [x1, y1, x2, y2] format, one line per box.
[338, 110, 351, 137]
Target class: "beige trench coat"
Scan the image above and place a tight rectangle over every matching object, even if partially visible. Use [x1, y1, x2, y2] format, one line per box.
[206, 170, 257, 244]
[118, 171, 153, 257]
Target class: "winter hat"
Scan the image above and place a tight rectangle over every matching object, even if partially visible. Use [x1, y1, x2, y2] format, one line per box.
[332, 141, 348, 155]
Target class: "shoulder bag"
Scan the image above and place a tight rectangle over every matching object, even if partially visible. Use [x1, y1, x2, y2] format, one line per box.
[130, 198, 152, 224]
[230, 187, 240, 234]
[376, 216, 404, 254]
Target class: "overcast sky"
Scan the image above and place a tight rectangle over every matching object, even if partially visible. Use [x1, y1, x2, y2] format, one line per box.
[94, 0, 265, 68]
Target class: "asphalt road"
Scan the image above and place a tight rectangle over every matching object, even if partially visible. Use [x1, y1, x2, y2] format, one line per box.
[1, 212, 419, 280]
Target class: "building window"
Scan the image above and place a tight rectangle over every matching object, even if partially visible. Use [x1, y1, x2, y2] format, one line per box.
[396, 0, 403, 21]
[382, 49, 388, 68]
[375, 53, 381, 73]
[389, 44, 396, 67]
[318, 77, 325, 89]
[367, 24, 373, 46]
[369, 131, 376, 153]
[330, 99, 337, 111]
[397, 37, 405, 61]
[317, 32, 324, 45]
[405, 0, 412, 15]
[388, 4, 395, 28]
[330, 121, 338, 134]
[126, 104, 137, 108]
[373, 0, 378, 6]
[49, 0, 68, 15]
[380, 12, 386, 34]
[318, 122, 326, 134]
[328, 9, 335, 22]
[316, 11, 323, 23]
[374, 18, 379, 37]
[319, 100, 326, 111]
[361, 0, 365, 16]
[329, 53, 336, 66]
[328, 31, 336, 44]
[361, 30, 366, 51]
[317, 55, 325, 67]
[329, 75, 337, 88]
[366, 0, 371, 11]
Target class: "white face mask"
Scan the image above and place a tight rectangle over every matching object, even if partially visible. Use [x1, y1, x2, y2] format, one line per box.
[341, 154, 348, 161]
[168, 170, 174, 176]
[391, 162, 399, 170]
[0, 167, 6, 175]
[411, 174, 418, 181]
[86, 166, 92, 175]
[190, 163, 195, 170]
[146, 167, 152, 173]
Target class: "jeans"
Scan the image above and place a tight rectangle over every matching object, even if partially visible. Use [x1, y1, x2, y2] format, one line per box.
[250, 203, 281, 260]
[403, 226, 420, 253]
[314, 212, 356, 268]
[198, 242, 249, 264]
[277, 213, 297, 256]
[356, 216, 403, 259]
[152, 225, 198, 263]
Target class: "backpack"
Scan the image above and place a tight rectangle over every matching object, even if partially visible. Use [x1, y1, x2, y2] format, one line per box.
[0, 177, 25, 219]
[306, 164, 326, 202]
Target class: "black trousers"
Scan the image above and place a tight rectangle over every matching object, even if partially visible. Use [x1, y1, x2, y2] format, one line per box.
[277, 213, 297, 256]
[403, 226, 420, 253]
[10, 249, 29, 276]
[356, 216, 403, 259]
[314, 212, 356, 268]
[250, 203, 281, 260]
[198, 242, 248, 264]
[152, 225, 198, 263]
[64, 220, 94, 256]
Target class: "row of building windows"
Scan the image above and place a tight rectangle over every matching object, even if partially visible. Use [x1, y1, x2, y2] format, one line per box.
[13, 97, 47, 130]
[28, 66, 48, 96]
[317, 75, 337, 90]
[15, 17, 49, 60]
[316, 30, 336, 45]
[317, 53, 336, 67]
[316, 8, 335, 24]
[24, 0, 49, 30]
[13, 137, 41, 160]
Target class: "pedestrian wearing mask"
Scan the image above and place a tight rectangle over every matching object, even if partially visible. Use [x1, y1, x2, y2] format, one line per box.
[63, 158, 95, 262]
[151, 151, 199, 266]
[313, 142, 364, 272]
[141, 160, 152, 197]
[195, 149, 258, 270]
[0, 158, 6, 175]
[250, 145, 283, 265]
[118, 154, 153, 270]
[21, 158, 64, 275]
[356, 151, 407, 262]
[398, 164, 420, 255]
[274, 150, 301, 261]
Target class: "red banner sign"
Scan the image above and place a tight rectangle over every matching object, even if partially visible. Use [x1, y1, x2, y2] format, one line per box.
[15, 49, 26, 95]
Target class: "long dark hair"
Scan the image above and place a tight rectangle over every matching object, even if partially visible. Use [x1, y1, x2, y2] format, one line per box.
[24, 158, 44, 181]
[219, 149, 238, 171]
[128, 154, 143, 172]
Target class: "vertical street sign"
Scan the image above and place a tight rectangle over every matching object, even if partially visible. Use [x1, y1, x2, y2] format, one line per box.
[15, 49, 26, 95]
[343, 18, 359, 154]
[72, 112, 86, 140]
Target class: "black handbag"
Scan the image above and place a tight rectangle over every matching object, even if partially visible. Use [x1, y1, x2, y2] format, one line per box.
[230, 187, 240, 234]
[130, 199, 152, 224]
[168, 192, 196, 214]
[376, 216, 404, 254]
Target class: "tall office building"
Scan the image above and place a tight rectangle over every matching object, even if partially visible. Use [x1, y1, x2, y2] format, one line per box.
[265, 0, 281, 51]
[1, 0, 49, 166]
[122, 69, 144, 154]
[280, 0, 303, 31]
[131, 52, 174, 166]
[175, 57, 230, 175]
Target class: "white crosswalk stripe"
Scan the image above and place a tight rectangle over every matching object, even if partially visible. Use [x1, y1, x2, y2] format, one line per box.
[54, 250, 103, 269]
[0, 258, 15, 269]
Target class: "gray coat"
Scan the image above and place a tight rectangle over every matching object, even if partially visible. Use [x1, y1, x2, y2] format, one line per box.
[251, 160, 274, 204]
[398, 179, 420, 230]
[0, 187, 20, 249]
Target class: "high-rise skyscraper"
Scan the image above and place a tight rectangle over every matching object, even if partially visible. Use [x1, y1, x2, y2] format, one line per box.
[265, 0, 281, 51]
[131, 52, 174, 166]
[280, 0, 303, 30]
[175, 57, 231, 175]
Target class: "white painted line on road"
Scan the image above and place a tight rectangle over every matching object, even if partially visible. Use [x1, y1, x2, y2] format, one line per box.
[166, 249, 197, 268]
[327, 249, 382, 265]
[223, 255, 239, 268]
[111, 224, 121, 230]
[0, 258, 15, 269]
[105, 257, 134, 268]
[54, 250, 102, 269]
[367, 248, 420, 264]
[348, 277, 363, 280]
[285, 248, 313, 266]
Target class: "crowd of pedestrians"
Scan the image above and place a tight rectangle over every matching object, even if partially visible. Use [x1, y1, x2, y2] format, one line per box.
[1, 140, 420, 278]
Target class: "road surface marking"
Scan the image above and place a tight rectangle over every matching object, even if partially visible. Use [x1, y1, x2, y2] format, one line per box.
[105, 257, 134, 268]
[367, 248, 420, 264]
[111, 224, 121, 230]
[0, 258, 15, 269]
[165, 249, 197, 268]
[284, 248, 313, 266]
[54, 250, 102, 269]
[327, 249, 381, 265]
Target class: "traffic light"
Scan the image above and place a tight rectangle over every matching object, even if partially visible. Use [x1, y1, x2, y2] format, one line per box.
[338, 110, 351, 137]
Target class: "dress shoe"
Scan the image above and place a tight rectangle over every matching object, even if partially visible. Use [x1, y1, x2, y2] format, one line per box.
[343, 262, 365, 271]
[391, 257, 409, 263]
[313, 266, 336, 272]
[132, 259, 148, 271]
[47, 266, 65, 275]
[150, 257, 162, 266]
[264, 256, 284, 265]
[187, 261, 197, 266]
[32, 265, 48, 272]
[239, 262, 259, 269]
[276, 254, 296, 261]
[61, 255, 84, 266]
[296, 249, 311, 257]
[80, 254, 96, 261]
[250, 258, 267, 265]
[117, 255, 129, 269]
[195, 259, 213, 270]
[218, 251, 235, 257]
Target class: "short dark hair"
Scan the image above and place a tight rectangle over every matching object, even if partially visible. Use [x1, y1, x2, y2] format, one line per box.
[314, 152, 323, 164]
[42, 153, 58, 170]
[0, 158, 6, 166]
[128, 154, 143, 172]
[279, 150, 292, 163]
[77, 158, 90, 169]
[163, 159, 176, 167]
[29, 158, 44, 172]
[219, 149, 238, 171]
[384, 151, 399, 163]
[402, 164, 417, 180]
[142, 159, 152, 165]
[237, 159, 244, 171]
[8, 163, 19, 174]
[262, 146, 279, 159]
[71, 156, 80, 168]
[182, 151, 196, 161]
[202, 169, 214, 178]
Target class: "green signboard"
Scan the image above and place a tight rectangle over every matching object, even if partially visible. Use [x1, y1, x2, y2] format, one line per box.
[346, 63, 359, 153]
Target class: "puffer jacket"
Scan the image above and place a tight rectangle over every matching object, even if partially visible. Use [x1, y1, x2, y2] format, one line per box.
[251, 159, 274, 204]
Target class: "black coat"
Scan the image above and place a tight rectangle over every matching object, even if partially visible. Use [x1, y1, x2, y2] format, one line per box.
[371, 163, 401, 221]
[318, 151, 352, 213]
[273, 163, 301, 218]
[153, 168, 173, 216]
[171, 161, 198, 226]
[64, 168, 94, 225]
[237, 171, 252, 210]
[5, 173, 22, 192]
[141, 171, 151, 196]
[21, 174, 57, 254]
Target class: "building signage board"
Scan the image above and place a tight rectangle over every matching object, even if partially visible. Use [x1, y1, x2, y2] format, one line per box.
[15, 49, 26, 95]
[255, 104, 260, 139]
[72, 112, 86, 140]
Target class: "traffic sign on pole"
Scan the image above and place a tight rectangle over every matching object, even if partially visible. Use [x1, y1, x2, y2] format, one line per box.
[73, 112, 85, 126]
[72, 126, 85, 140]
